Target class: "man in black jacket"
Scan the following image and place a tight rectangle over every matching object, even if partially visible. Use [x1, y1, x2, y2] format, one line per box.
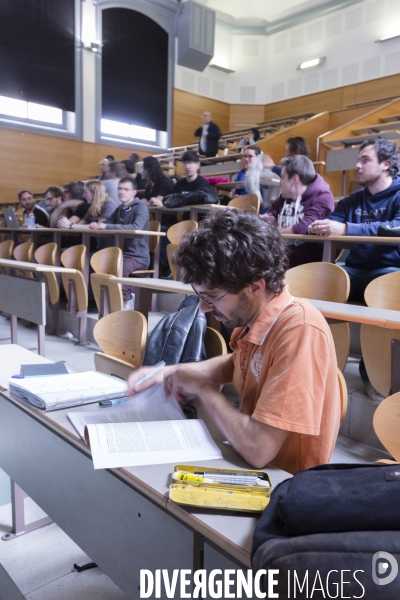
[194, 111, 221, 157]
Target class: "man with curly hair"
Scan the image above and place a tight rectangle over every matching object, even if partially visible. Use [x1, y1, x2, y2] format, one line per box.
[127, 209, 340, 474]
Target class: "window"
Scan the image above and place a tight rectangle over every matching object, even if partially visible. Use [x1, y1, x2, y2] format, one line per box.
[0, 95, 73, 132]
[100, 118, 161, 146]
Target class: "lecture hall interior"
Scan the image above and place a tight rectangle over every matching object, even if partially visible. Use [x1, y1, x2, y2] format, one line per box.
[0, 0, 400, 598]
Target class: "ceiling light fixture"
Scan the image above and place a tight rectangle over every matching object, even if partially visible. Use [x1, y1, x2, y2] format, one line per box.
[82, 42, 101, 52]
[377, 33, 400, 42]
[209, 63, 235, 73]
[298, 57, 325, 70]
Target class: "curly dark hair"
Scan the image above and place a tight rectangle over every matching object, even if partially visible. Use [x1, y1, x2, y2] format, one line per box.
[173, 208, 288, 294]
[142, 156, 167, 185]
[360, 137, 399, 176]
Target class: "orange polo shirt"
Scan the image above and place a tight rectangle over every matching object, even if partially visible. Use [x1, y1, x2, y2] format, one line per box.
[230, 285, 340, 474]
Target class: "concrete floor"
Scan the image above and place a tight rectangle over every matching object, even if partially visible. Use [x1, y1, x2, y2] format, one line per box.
[0, 312, 390, 599]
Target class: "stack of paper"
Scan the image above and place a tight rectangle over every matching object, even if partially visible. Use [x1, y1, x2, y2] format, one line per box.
[9, 371, 127, 411]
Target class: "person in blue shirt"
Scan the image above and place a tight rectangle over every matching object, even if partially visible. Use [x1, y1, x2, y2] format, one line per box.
[309, 137, 400, 403]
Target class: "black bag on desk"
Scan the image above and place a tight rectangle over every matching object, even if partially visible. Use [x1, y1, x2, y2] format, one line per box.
[251, 464, 400, 599]
[163, 189, 218, 208]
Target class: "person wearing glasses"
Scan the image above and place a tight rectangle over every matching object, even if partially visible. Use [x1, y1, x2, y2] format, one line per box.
[127, 209, 340, 474]
[235, 145, 279, 209]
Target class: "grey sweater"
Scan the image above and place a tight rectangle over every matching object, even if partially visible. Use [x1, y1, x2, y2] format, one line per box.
[105, 199, 150, 264]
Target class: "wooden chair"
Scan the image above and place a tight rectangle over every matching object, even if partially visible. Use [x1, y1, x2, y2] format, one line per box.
[166, 221, 198, 280]
[204, 327, 227, 359]
[373, 391, 400, 464]
[0, 239, 14, 259]
[131, 220, 161, 277]
[285, 262, 351, 371]
[360, 272, 400, 397]
[34, 242, 57, 266]
[91, 273, 123, 318]
[90, 247, 122, 277]
[13, 241, 34, 263]
[35, 243, 60, 332]
[93, 310, 147, 380]
[338, 367, 348, 423]
[228, 194, 260, 214]
[60, 245, 88, 345]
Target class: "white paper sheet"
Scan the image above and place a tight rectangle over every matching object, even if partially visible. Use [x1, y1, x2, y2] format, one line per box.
[67, 384, 184, 441]
[87, 419, 222, 469]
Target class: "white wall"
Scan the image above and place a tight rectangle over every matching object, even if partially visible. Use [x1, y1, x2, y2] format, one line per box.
[174, 0, 400, 105]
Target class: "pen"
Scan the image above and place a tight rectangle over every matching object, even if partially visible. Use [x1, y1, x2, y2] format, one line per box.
[173, 471, 270, 487]
[99, 361, 166, 407]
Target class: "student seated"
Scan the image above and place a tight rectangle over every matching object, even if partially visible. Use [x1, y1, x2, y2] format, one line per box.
[309, 137, 400, 403]
[234, 145, 279, 209]
[90, 176, 150, 309]
[262, 155, 334, 267]
[263, 136, 311, 178]
[127, 209, 340, 474]
[142, 156, 173, 205]
[237, 127, 260, 147]
[57, 180, 115, 231]
[18, 189, 49, 227]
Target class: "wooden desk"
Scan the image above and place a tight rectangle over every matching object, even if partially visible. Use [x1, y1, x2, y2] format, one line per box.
[0, 227, 165, 286]
[0, 345, 290, 597]
[281, 233, 400, 263]
[199, 154, 242, 166]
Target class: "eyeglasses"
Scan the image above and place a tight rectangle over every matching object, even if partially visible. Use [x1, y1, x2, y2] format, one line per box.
[243, 154, 255, 160]
[191, 285, 229, 308]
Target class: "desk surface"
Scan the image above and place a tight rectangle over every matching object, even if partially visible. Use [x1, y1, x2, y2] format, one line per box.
[0, 227, 165, 237]
[0, 258, 76, 273]
[216, 178, 280, 190]
[281, 233, 400, 245]
[0, 344, 289, 567]
[0, 344, 52, 390]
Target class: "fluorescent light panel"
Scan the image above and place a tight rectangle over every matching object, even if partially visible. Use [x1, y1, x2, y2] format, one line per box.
[378, 33, 400, 42]
[298, 57, 325, 70]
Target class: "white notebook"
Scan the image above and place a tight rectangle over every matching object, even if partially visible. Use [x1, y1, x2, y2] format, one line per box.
[9, 371, 127, 411]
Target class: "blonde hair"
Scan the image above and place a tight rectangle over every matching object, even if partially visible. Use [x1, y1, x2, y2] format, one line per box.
[85, 180, 112, 218]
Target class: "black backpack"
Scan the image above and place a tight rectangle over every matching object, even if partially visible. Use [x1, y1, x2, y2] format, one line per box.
[251, 464, 400, 599]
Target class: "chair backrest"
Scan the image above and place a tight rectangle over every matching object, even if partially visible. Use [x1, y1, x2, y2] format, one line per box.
[61, 245, 86, 273]
[147, 220, 161, 253]
[13, 241, 34, 263]
[0, 239, 14, 259]
[166, 220, 198, 244]
[90, 247, 122, 276]
[60, 270, 88, 312]
[50, 200, 83, 228]
[204, 327, 227, 359]
[364, 271, 400, 310]
[361, 272, 400, 397]
[43, 272, 59, 305]
[34, 242, 57, 266]
[167, 244, 179, 280]
[337, 367, 348, 423]
[228, 194, 260, 214]
[91, 273, 123, 315]
[93, 310, 147, 369]
[285, 262, 350, 303]
[373, 391, 400, 461]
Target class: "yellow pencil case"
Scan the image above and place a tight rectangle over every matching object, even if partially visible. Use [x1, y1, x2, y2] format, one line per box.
[169, 464, 272, 512]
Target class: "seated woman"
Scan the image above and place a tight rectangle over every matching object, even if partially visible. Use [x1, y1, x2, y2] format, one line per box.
[237, 127, 260, 147]
[58, 180, 115, 230]
[263, 136, 311, 177]
[234, 145, 280, 210]
[141, 156, 173, 206]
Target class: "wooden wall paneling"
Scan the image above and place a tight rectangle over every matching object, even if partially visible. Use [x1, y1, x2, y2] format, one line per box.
[172, 89, 230, 147]
[328, 103, 387, 130]
[353, 74, 400, 106]
[229, 105, 265, 131]
[257, 112, 330, 164]
[264, 89, 344, 122]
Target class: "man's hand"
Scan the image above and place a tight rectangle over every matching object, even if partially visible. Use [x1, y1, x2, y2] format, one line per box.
[308, 220, 347, 236]
[126, 365, 171, 396]
[259, 213, 276, 224]
[148, 198, 163, 207]
[57, 217, 70, 229]
[89, 222, 106, 230]
[164, 367, 217, 405]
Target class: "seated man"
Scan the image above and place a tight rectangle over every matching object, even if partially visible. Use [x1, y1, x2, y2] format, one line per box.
[18, 189, 49, 227]
[90, 176, 150, 309]
[127, 209, 340, 474]
[235, 145, 279, 210]
[263, 155, 334, 267]
[309, 137, 400, 401]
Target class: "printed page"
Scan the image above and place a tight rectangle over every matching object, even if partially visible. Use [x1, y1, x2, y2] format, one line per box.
[87, 419, 222, 469]
[68, 384, 184, 441]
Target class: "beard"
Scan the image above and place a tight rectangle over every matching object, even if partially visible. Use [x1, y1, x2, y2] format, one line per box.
[210, 291, 253, 329]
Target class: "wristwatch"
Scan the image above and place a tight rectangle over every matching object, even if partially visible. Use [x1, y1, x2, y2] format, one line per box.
[69, 223, 74, 229]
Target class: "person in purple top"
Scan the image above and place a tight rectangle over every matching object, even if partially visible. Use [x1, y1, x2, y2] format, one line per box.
[309, 137, 400, 403]
[263, 155, 334, 267]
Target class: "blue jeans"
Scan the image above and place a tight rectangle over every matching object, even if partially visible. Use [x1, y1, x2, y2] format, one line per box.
[342, 265, 400, 382]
